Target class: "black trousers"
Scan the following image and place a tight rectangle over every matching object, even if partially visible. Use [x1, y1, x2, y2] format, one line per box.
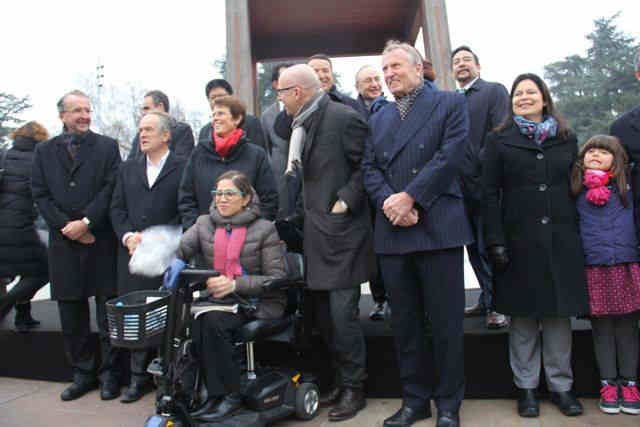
[2, 275, 48, 306]
[379, 247, 465, 412]
[192, 310, 250, 397]
[312, 287, 367, 388]
[57, 294, 120, 382]
[466, 212, 494, 310]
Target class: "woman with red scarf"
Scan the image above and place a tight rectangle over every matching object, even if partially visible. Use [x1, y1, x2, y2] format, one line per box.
[177, 170, 287, 422]
[178, 96, 278, 230]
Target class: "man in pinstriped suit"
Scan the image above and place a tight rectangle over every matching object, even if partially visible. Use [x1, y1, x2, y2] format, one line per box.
[363, 41, 472, 427]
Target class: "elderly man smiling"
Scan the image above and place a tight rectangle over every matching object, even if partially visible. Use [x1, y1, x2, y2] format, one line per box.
[363, 41, 471, 427]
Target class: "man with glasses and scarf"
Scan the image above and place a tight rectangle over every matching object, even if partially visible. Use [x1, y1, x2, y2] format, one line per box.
[32, 90, 121, 402]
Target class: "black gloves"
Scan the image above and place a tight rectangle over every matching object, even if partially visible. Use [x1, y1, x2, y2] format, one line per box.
[488, 245, 510, 273]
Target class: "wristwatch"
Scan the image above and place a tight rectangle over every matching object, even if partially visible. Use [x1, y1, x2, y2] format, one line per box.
[81, 217, 91, 227]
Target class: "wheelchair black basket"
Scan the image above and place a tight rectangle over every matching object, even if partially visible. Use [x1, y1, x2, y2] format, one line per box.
[106, 290, 171, 350]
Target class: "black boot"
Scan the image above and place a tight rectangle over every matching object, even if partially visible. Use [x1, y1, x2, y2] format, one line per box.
[0, 297, 13, 321]
[14, 302, 40, 333]
[195, 393, 243, 422]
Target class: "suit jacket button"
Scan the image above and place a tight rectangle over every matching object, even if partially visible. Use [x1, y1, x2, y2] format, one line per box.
[69, 181, 76, 187]
[536, 153, 544, 160]
[539, 184, 547, 191]
[388, 172, 393, 178]
[411, 168, 418, 174]
[383, 151, 388, 157]
[419, 144, 424, 149]
[541, 216, 550, 224]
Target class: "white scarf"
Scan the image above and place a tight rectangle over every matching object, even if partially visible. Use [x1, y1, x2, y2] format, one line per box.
[285, 91, 324, 174]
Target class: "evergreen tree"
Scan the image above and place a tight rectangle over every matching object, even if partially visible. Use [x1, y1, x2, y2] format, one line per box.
[544, 14, 639, 143]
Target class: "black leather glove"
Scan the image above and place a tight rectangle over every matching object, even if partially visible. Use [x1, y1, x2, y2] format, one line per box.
[488, 245, 510, 273]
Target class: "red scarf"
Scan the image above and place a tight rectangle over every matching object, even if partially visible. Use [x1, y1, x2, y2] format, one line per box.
[583, 169, 613, 206]
[213, 226, 247, 279]
[212, 128, 244, 158]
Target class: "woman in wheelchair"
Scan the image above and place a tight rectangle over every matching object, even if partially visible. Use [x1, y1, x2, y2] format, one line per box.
[177, 170, 287, 422]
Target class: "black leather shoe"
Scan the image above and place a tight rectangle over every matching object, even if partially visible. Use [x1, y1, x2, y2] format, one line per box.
[190, 397, 220, 418]
[100, 377, 120, 401]
[195, 394, 242, 422]
[383, 404, 431, 427]
[436, 410, 460, 427]
[550, 391, 583, 416]
[120, 378, 152, 403]
[60, 379, 98, 401]
[369, 302, 387, 321]
[517, 388, 539, 417]
[328, 387, 366, 421]
[320, 387, 342, 406]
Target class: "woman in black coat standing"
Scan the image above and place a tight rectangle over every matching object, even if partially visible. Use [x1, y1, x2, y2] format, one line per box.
[482, 74, 589, 418]
[0, 122, 50, 331]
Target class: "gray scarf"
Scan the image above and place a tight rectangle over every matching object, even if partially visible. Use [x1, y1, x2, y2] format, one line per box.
[285, 91, 324, 174]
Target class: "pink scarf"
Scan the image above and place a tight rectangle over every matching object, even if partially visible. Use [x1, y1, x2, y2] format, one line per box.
[583, 169, 612, 206]
[213, 226, 247, 279]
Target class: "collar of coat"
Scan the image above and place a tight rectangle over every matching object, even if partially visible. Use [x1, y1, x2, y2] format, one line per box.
[198, 124, 249, 160]
[495, 120, 575, 150]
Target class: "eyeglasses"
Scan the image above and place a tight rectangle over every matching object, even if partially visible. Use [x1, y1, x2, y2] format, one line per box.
[65, 107, 92, 114]
[211, 189, 244, 199]
[276, 85, 297, 95]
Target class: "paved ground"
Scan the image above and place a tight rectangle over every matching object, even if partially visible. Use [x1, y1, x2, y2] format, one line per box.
[0, 377, 636, 427]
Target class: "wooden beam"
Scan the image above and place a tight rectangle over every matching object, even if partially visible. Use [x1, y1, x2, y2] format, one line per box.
[226, 0, 256, 114]
[420, 0, 455, 90]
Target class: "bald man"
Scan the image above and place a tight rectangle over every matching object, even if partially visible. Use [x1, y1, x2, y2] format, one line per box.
[354, 65, 385, 120]
[278, 65, 374, 422]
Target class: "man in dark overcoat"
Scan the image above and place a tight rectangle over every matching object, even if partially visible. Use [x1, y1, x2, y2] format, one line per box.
[31, 90, 121, 401]
[451, 45, 511, 329]
[126, 90, 195, 161]
[363, 42, 472, 427]
[277, 64, 374, 422]
[110, 111, 186, 403]
[611, 50, 640, 228]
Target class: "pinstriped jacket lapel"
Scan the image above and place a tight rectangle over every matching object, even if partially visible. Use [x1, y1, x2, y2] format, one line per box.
[387, 89, 440, 164]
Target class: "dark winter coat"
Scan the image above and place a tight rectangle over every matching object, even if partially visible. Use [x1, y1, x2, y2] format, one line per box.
[178, 134, 278, 229]
[577, 186, 640, 266]
[127, 119, 195, 160]
[198, 114, 267, 153]
[0, 137, 48, 277]
[300, 94, 375, 290]
[610, 105, 640, 239]
[32, 130, 121, 300]
[482, 122, 589, 317]
[177, 196, 287, 319]
[110, 152, 186, 295]
[363, 88, 473, 254]
[459, 78, 511, 209]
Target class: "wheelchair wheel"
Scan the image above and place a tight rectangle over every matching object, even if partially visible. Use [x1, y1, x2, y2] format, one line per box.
[295, 382, 319, 420]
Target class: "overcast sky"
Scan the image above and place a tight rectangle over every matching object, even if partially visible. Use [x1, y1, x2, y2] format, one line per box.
[1, 0, 638, 135]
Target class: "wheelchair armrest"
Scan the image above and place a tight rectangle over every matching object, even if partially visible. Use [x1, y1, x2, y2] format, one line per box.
[262, 278, 306, 291]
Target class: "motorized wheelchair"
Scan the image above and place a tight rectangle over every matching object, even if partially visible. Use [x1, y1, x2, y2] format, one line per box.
[106, 243, 319, 426]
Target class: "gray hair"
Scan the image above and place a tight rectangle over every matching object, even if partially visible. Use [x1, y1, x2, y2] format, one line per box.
[382, 40, 424, 66]
[57, 90, 90, 113]
[355, 65, 378, 85]
[145, 111, 172, 134]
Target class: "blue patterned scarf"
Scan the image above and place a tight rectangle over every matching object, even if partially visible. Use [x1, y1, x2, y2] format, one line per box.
[513, 115, 558, 145]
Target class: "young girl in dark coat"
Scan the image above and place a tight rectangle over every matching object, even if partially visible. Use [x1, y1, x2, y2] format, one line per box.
[572, 135, 640, 415]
